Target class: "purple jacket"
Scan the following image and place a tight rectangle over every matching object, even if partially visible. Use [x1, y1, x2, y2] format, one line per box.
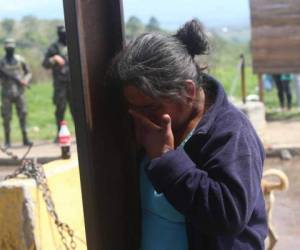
[145, 75, 268, 250]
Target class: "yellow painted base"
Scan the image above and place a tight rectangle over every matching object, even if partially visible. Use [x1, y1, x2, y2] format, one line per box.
[0, 155, 87, 250]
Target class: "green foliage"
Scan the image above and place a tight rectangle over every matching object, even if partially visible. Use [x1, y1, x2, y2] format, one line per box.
[208, 31, 251, 69]
[1, 18, 15, 35]
[125, 16, 144, 39]
[0, 17, 64, 84]
[266, 109, 300, 121]
[145, 17, 161, 32]
[0, 15, 251, 85]
[210, 66, 258, 98]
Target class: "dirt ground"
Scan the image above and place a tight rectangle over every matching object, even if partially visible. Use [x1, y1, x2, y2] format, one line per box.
[264, 121, 300, 148]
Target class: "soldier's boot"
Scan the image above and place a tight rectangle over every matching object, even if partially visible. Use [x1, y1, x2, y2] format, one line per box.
[22, 130, 33, 146]
[19, 116, 33, 146]
[54, 116, 62, 144]
[3, 120, 11, 148]
[4, 130, 11, 148]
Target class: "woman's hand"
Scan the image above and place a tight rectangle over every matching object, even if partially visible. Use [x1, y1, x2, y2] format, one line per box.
[129, 109, 174, 159]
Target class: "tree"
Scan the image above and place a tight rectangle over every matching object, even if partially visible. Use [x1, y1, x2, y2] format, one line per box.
[20, 15, 41, 48]
[145, 17, 161, 32]
[1, 18, 15, 35]
[21, 15, 39, 33]
[125, 16, 144, 39]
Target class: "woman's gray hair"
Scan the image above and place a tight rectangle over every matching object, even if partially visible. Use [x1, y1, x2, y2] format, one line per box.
[108, 19, 209, 100]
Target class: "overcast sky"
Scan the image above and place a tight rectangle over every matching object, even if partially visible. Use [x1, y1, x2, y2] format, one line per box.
[0, 0, 250, 29]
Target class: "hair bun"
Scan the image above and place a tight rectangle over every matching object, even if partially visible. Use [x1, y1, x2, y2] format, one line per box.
[175, 19, 209, 58]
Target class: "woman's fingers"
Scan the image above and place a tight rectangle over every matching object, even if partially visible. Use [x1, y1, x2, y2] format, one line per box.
[129, 110, 174, 158]
[129, 109, 160, 130]
[161, 114, 171, 131]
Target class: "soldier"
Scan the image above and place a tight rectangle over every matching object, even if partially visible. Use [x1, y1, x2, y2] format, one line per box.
[42, 25, 73, 142]
[0, 38, 32, 147]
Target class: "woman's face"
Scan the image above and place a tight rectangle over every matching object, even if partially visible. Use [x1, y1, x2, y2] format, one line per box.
[123, 85, 194, 132]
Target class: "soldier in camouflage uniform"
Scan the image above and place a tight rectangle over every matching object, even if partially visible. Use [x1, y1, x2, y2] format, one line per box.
[42, 25, 73, 142]
[0, 38, 32, 147]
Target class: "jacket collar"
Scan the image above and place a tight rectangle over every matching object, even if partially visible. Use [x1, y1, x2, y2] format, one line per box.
[193, 74, 228, 135]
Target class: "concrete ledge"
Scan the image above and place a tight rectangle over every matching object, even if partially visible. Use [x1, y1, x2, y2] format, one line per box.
[0, 156, 61, 166]
[0, 155, 87, 249]
[265, 145, 300, 158]
[0, 140, 77, 166]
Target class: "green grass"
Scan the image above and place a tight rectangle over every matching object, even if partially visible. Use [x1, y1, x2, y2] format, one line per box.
[211, 66, 300, 121]
[211, 66, 258, 97]
[266, 109, 300, 121]
[1, 82, 75, 143]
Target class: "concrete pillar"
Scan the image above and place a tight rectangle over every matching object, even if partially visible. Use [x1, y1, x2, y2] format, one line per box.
[234, 101, 267, 143]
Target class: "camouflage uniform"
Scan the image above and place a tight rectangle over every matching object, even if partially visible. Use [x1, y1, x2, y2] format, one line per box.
[42, 39, 73, 137]
[0, 39, 32, 146]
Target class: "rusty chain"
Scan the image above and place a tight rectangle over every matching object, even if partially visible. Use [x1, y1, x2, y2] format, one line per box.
[0, 145, 77, 250]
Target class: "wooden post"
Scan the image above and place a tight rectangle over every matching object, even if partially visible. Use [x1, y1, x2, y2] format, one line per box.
[63, 0, 140, 249]
[240, 54, 246, 104]
[250, 0, 300, 74]
[258, 73, 264, 102]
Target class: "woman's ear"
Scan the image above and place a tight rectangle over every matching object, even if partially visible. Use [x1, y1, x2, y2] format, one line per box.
[184, 80, 197, 102]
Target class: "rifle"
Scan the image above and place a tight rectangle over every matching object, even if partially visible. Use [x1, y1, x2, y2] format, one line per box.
[0, 66, 23, 86]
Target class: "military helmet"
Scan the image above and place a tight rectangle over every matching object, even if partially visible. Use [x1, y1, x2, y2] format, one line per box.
[4, 38, 16, 48]
[57, 25, 66, 33]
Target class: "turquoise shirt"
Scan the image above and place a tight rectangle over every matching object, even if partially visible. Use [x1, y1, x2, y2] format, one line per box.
[140, 131, 194, 250]
[281, 74, 293, 81]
